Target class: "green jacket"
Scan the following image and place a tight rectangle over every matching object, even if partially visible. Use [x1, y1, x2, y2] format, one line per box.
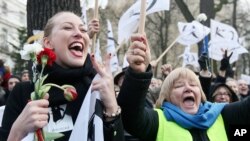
[155, 109, 228, 141]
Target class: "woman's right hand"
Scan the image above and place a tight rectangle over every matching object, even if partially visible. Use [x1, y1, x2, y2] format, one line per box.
[161, 64, 173, 76]
[8, 94, 49, 141]
[87, 18, 100, 39]
[127, 33, 151, 73]
[90, 54, 119, 121]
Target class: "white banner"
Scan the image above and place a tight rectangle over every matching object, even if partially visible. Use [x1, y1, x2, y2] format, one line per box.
[107, 20, 119, 73]
[69, 75, 103, 141]
[208, 20, 249, 63]
[210, 19, 240, 47]
[0, 106, 5, 127]
[118, 0, 170, 44]
[208, 45, 248, 63]
[122, 54, 129, 68]
[179, 46, 199, 67]
[81, 1, 88, 25]
[86, 0, 108, 9]
[177, 21, 210, 46]
[95, 39, 102, 63]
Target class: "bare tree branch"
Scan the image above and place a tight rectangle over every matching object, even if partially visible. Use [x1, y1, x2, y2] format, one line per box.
[175, 0, 194, 22]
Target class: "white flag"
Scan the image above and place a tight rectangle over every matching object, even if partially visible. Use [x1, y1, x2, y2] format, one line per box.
[208, 36, 248, 63]
[208, 20, 248, 63]
[86, 0, 108, 9]
[229, 46, 248, 63]
[0, 106, 5, 127]
[208, 44, 248, 63]
[177, 21, 210, 46]
[210, 19, 240, 47]
[118, 0, 170, 44]
[208, 45, 224, 62]
[81, 1, 88, 25]
[95, 39, 102, 63]
[122, 54, 129, 68]
[69, 75, 104, 141]
[107, 20, 116, 54]
[179, 46, 199, 67]
[107, 20, 119, 73]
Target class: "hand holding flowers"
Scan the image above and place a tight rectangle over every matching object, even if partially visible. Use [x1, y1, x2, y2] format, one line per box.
[19, 43, 78, 141]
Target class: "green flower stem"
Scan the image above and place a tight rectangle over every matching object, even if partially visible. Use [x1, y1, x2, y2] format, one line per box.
[40, 64, 45, 80]
[35, 64, 45, 99]
[43, 83, 64, 91]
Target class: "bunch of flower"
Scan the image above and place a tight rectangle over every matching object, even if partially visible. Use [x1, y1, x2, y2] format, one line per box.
[20, 42, 78, 141]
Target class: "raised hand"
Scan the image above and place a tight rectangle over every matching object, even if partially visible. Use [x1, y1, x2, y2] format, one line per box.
[127, 33, 151, 73]
[220, 50, 233, 71]
[90, 54, 119, 117]
[161, 64, 173, 76]
[87, 18, 100, 39]
[198, 53, 209, 71]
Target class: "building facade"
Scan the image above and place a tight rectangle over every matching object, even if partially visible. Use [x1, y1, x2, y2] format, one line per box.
[0, 0, 26, 69]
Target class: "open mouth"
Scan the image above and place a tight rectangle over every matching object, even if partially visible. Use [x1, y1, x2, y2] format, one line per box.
[183, 96, 195, 107]
[69, 42, 84, 57]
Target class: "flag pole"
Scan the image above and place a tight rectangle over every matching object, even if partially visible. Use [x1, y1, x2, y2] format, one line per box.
[138, 0, 146, 33]
[91, 0, 99, 53]
[115, 40, 125, 53]
[155, 37, 178, 64]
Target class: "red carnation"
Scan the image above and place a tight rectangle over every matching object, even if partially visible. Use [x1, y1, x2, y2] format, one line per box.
[37, 48, 56, 66]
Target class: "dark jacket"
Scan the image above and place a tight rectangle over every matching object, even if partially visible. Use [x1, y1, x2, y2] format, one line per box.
[0, 55, 124, 141]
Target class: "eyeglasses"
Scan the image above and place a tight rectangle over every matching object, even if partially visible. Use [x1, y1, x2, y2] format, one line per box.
[215, 93, 230, 97]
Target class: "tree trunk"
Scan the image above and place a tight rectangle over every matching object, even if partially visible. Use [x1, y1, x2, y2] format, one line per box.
[27, 0, 81, 37]
[200, 0, 215, 27]
[232, 0, 237, 31]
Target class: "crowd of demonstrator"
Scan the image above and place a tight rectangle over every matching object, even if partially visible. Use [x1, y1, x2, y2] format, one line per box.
[1, 11, 250, 141]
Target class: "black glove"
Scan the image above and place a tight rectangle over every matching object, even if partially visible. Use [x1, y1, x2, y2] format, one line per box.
[198, 53, 209, 70]
[220, 50, 233, 71]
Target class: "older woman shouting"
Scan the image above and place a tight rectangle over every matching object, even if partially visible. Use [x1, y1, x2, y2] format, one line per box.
[118, 33, 250, 141]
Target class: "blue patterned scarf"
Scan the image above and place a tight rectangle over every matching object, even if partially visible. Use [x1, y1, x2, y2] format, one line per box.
[161, 101, 226, 129]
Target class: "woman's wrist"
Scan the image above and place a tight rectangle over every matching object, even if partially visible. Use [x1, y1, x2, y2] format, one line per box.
[104, 104, 120, 115]
[8, 123, 26, 141]
[199, 70, 211, 77]
[103, 105, 121, 121]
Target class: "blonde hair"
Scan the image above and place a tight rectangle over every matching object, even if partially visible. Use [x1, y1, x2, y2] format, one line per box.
[43, 11, 79, 38]
[155, 67, 207, 108]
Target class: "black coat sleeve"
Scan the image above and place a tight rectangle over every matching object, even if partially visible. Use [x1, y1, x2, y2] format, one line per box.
[0, 82, 32, 141]
[118, 66, 158, 141]
[199, 75, 212, 100]
[214, 75, 226, 84]
[222, 96, 250, 138]
[103, 115, 125, 141]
